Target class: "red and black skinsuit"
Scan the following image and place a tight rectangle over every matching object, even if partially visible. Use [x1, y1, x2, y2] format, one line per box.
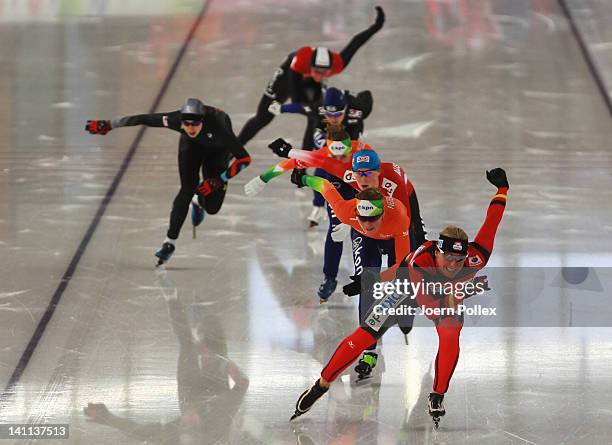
[320, 185, 508, 395]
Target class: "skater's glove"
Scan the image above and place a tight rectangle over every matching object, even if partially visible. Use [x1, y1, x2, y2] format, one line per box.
[244, 176, 266, 197]
[486, 168, 509, 189]
[197, 177, 225, 196]
[462, 275, 490, 300]
[268, 101, 282, 116]
[85, 120, 112, 135]
[373, 6, 385, 30]
[313, 129, 327, 149]
[331, 223, 350, 242]
[343, 275, 361, 296]
[268, 137, 293, 158]
[343, 270, 380, 296]
[290, 168, 306, 188]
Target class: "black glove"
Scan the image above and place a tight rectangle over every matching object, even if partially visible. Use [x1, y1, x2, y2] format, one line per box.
[373, 6, 385, 30]
[290, 168, 306, 188]
[85, 120, 112, 135]
[342, 275, 361, 297]
[486, 168, 509, 189]
[268, 138, 293, 158]
[342, 270, 380, 297]
[463, 275, 491, 299]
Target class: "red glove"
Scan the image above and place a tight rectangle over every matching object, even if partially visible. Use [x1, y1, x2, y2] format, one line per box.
[85, 120, 112, 135]
[197, 178, 225, 196]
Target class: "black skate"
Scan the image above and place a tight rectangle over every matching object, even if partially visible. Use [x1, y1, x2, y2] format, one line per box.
[155, 242, 175, 267]
[318, 277, 337, 303]
[400, 326, 412, 345]
[290, 380, 329, 421]
[354, 351, 377, 383]
[428, 392, 445, 429]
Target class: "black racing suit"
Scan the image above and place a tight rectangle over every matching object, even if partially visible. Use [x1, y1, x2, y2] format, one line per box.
[112, 106, 250, 240]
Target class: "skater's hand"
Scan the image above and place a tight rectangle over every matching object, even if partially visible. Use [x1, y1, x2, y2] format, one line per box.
[373, 6, 385, 30]
[197, 177, 225, 196]
[290, 168, 306, 188]
[486, 168, 509, 189]
[461, 275, 490, 300]
[268, 101, 282, 115]
[342, 275, 361, 296]
[268, 138, 293, 158]
[279, 102, 302, 114]
[83, 403, 112, 424]
[244, 176, 267, 197]
[331, 223, 350, 242]
[85, 119, 112, 135]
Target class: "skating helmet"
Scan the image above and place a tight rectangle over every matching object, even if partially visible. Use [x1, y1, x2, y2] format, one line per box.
[310, 47, 332, 70]
[180, 98, 205, 121]
[324, 87, 346, 116]
[352, 150, 380, 171]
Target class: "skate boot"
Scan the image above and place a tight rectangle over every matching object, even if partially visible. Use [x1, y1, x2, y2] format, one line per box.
[354, 351, 377, 382]
[191, 197, 205, 238]
[307, 205, 325, 228]
[290, 380, 329, 421]
[428, 392, 445, 429]
[155, 242, 175, 267]
[317, 277, 337, 303]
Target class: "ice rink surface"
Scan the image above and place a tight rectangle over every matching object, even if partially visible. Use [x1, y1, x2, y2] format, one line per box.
[1, 0, 612, 443]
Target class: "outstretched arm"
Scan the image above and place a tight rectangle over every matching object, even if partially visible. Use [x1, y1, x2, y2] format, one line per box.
[339, 6, 385, 68]
[473, 169, 509, 255]
[86, 111, 181, 134]
[111, 111, 180, 129]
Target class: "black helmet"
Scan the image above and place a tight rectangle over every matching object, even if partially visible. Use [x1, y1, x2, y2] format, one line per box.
[180, 98, 205, 121]
[310, 47, 332, 70]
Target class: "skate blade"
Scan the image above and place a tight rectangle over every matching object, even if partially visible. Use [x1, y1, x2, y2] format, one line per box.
[308, 221, 319, 228]
[354, 375, 373, 386]
[319, 298, 329, 304]
[431, 416, 440, 429]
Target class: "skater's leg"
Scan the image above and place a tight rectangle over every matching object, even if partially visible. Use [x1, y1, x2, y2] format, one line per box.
[351, 231, 383, 351]
[319, 203, 342, 301]
[320, 327, 380, 384]
[238, 63, 289, 145]
[237, 95, 277, 145]
[322, 206, 343, 278]
[433, 317, 463, 394]
[167, 137, 203, 240]
[311, 168, 326, 207]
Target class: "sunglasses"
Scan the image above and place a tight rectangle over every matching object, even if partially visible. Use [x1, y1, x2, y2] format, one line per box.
[355, 170, 377, 177]
[325, 110, 345, 118]
[438, 249, 467, 263]
[357, 214, 382, 222]
[182, 120, 202, 127]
